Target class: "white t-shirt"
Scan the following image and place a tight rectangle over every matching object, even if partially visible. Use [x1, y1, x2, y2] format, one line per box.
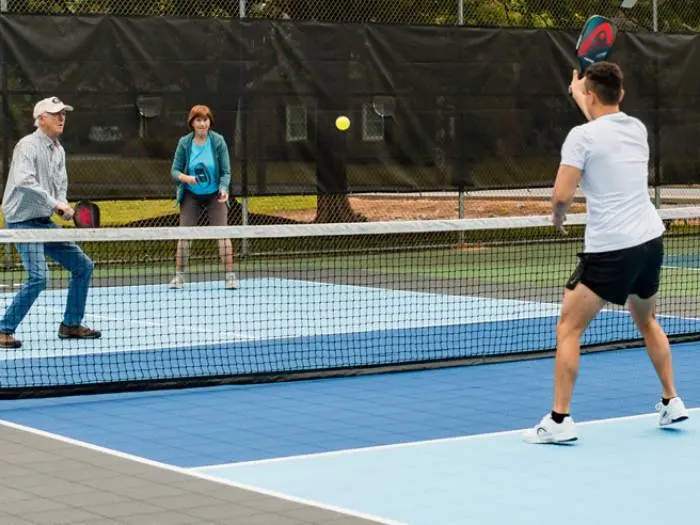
[560, 112, 665, 253]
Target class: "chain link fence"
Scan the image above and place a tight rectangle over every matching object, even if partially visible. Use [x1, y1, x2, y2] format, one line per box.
[2, 0, 699, 227]
[4, 0, 700, 32]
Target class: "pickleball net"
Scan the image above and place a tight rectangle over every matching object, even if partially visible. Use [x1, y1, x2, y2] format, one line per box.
[1, 206, 699, 399]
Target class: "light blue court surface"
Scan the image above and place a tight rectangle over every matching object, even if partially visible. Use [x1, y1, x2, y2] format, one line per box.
[195, 411, 700, 525]
[0, 342, 699, 524]
[1, 277, 699, 388]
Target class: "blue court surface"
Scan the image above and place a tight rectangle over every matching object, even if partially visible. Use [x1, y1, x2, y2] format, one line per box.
[1, 277, 699, 388]
[0, 275, 699, 524]
[1, 340, 699, 525]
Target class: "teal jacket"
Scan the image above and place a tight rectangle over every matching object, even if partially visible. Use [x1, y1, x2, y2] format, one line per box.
[170, 130, 232, 204]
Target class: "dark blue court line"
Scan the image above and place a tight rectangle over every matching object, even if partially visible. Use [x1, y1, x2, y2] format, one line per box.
[1, 312, 699, 390]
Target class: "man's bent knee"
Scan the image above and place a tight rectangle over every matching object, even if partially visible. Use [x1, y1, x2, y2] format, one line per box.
[73, 256, 94, 277]
[633, 311, 659, 333]
[557, 314, 587, 342]
[628, 295, 658, 327]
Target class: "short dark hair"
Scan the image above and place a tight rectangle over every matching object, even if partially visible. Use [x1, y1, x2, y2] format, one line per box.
[585, 62, 623, 106]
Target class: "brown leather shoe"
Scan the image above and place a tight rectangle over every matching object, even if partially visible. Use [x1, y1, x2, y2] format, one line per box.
[58, 323, 101, 340]
[0, 332, 21, 348]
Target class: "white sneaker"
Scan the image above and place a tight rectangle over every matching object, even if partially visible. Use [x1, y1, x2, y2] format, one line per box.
[523, 413, 578, 444]
[169, 274, 184, 289]
[225, 272, 239, 290]
[656, 397, 689, 427]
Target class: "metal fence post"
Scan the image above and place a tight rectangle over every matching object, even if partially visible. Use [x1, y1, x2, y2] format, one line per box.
[1, 3, 11, 269]
[653, 0, 662, 208]
[457, 0, 465, 221]
[238, 0, 250, 258]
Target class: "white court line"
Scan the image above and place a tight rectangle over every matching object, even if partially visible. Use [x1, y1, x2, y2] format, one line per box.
[190, 407, 700, 471]
[0, 418, 405, 525]
[615, 310, 700, 323]
[663, 265, 700, 272]
[32, 305, 258, 340]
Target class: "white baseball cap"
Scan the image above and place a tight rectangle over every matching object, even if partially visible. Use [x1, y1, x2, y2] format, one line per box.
[33, 97, 74, 120]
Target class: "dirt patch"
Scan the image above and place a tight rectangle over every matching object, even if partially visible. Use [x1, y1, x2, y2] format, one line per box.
[273, 198, 586, 223]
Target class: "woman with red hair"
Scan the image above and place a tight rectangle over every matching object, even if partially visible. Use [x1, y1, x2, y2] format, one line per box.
[169, 105, 237, 289]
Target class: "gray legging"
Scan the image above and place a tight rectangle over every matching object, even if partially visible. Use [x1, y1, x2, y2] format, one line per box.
[175, 190, 233, 273]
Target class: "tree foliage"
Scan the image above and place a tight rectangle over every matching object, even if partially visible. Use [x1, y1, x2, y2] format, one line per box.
[4, 0, 700, 33]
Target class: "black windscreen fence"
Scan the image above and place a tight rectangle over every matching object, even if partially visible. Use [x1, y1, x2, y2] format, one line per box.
[0, 15, 698, 200]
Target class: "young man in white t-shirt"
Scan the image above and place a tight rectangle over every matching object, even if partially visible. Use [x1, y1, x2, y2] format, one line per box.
[523, 62, 689, 444]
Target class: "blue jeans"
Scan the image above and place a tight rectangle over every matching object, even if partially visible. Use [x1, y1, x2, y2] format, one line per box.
[0, 218, 95, 334]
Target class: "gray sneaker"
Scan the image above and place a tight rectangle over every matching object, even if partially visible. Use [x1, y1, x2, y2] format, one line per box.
[170, 274, 185, 289]
[225, 272, 239, 289]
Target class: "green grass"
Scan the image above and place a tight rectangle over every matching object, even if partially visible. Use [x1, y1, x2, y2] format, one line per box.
[657, 267, 700, 297]
[0, 195, 318, 227]
[89, 200, 176, 226]
[245, 195, 316, 215]
[90, 195, 317, 226]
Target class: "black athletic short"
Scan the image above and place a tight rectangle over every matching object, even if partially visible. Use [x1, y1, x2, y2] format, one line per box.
[565, 235, 664, 306]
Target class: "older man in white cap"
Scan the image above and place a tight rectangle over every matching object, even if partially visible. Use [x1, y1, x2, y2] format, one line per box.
[0, 96, 101, 348]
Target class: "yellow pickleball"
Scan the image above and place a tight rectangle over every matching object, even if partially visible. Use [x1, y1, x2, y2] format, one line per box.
[335, 115, 351, 131]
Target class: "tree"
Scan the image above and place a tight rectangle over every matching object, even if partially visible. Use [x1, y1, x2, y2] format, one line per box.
[6, 0, 700, 32]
